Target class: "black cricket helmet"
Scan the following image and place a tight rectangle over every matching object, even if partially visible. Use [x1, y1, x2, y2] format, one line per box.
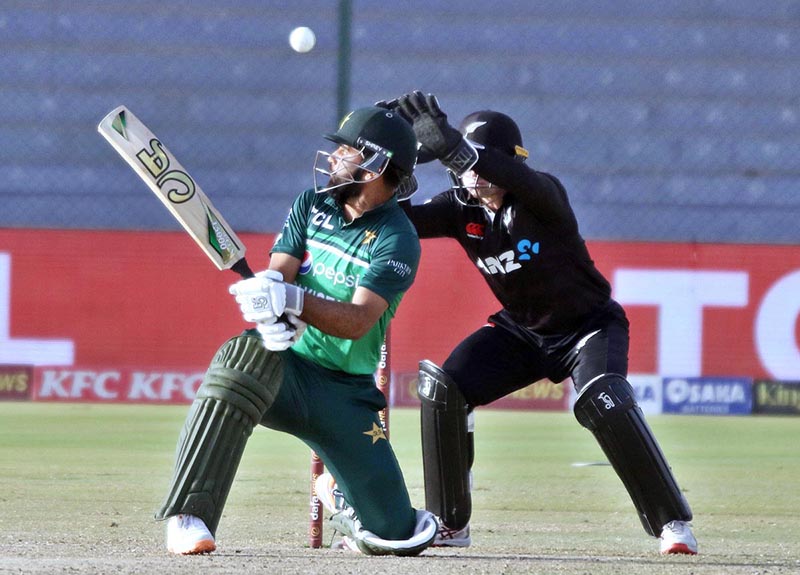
[315, 106, 419, 199]
[459, 110, 529, 161]
[450, 110, 529, 205]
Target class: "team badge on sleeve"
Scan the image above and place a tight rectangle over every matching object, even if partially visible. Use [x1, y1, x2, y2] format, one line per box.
[387, 259, 413, 278]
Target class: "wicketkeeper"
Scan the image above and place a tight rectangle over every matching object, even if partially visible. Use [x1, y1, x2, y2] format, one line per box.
[155, 106, 437, 556]
[387, 91, 698, 555]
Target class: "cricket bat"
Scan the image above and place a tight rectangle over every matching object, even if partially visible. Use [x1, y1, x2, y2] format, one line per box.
[97, 105, 254, 279]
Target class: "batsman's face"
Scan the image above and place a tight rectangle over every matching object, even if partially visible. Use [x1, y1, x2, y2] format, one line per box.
[327, 145, 365, 185]
[313, 143, 375, 205]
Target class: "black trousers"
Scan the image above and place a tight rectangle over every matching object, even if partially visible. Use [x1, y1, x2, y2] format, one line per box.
[443, 300, 630, 407]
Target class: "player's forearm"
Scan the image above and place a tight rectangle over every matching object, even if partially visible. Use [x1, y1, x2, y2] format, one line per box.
[300, 296, 375, 340]
[402, 196, 456, 239]
[474, 150, 532, 193]
[475, 148, 567, 215]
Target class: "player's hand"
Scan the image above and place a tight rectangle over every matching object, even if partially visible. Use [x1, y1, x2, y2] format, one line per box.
[229, 270, 304, 322]
[256, 314, 307, 351]
[374, 98, 398, 111]
[395, 91, 458, 157]
[375, 97, 436, 164]
[395, 91, 478, 174]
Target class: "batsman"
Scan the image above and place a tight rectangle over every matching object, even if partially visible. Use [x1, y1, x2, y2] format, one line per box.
[155, 106, 437, 556]
[387, 92, 698, 555]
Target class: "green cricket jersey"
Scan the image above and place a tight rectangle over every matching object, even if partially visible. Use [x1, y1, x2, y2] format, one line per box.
[271, 189, 420, 375]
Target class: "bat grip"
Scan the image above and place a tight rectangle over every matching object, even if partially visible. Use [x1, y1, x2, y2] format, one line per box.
[231, 257, 292, 326]
[231, 258, 255, 279]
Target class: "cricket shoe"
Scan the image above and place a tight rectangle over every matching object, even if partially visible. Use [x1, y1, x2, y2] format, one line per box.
[166, 514, 216, 555]
[315, 473, 438, 556]
[314, 473, 359, 551]
[330, 506, 438, 556]
[659, 520, 697, 555]
[314, 472, 347, 515]
[433, 521, 471, 547]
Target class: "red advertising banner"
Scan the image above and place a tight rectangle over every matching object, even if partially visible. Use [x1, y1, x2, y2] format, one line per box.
[31, 366, 205, 404]
[1, 229, 799, 387]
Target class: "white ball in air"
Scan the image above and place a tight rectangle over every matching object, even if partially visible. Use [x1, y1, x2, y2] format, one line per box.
[289, 27, 316, 53]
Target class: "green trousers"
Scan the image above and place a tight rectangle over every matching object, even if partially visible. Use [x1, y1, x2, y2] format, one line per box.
[263, 348, 415, 540]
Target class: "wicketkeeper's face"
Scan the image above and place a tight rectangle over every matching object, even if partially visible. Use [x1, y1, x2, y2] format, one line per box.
[462, 170, 506, 207]
[462, 171, 492, 193]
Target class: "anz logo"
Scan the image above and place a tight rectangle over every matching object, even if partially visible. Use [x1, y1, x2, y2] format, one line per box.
[517, 239, 539, 261]
[476, 238, 540, 275]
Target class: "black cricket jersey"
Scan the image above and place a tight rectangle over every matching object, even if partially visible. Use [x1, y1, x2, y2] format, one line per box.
[406, 147, 611, 335]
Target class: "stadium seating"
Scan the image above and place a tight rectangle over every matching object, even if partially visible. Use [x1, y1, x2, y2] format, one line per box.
[0, 1, 797, 243]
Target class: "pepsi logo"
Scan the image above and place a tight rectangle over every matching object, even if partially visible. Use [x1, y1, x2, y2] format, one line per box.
[299, 250, 313, 275]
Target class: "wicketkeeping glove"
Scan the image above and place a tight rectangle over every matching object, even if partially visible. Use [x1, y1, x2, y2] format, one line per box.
[395, 91, 478, 175]
[229, 270, 304, 323]
[375, 98, 436, 164]
[256, 314, 307, 351]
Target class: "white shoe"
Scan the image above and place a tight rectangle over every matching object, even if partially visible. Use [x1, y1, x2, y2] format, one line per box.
[433, 521, 471, 547]
[660, 520, 697, 555]
[331, 534, 361, 552]
[314, 472, 347, 514]
[166, 514, 216, 555]
[330, 507, 438, 556]
[314, 473, 359, 552]
[316, 473, 437, 556]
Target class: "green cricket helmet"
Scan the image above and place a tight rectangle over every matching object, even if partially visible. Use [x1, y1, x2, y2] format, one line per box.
[315, 106, 419, 200]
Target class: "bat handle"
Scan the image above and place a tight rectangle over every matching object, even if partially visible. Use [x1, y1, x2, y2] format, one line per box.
[231, 258, 255, 279]
[231, 257, 292, 326]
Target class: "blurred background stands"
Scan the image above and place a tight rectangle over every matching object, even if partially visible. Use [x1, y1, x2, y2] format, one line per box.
[1, 0, 798, 244]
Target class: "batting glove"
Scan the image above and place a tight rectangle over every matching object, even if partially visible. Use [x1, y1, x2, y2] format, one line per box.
[256, 314, 307, 351]
[229, 270, 304, 323]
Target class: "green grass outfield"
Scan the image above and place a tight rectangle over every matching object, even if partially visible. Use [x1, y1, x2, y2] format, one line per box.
[1, 403, 798, 575]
